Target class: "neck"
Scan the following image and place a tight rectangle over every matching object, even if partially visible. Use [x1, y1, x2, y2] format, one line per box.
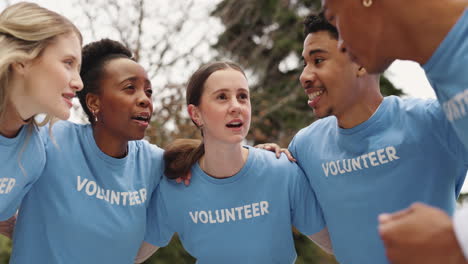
[92, 125, 128, 158]
[0, 99, 30, 138]
[199, 141, 248, 179]
[336, 78, 383, 129]
[8, 78, 38, 122]
[385, 0, 468, 64]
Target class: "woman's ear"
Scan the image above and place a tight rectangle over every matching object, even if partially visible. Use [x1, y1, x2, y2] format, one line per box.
[11, 61, 29, 75]
[188, 104, 202, 127]
[86, 93, 101, 114]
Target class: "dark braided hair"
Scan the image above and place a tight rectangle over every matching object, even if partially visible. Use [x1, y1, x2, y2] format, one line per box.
[77, 39, 133, 124]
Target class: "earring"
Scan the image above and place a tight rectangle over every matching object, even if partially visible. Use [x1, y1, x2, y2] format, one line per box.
[92, 110, 98, 123]
[363, 0, 372, 7]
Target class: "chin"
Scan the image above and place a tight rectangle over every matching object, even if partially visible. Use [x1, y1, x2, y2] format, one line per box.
[134, 134, 146, 141]
[233, 135, 246, 144]
[53, 109, 70, 121]
[313, 108, 333, 119]
[127, 132, 146, 141]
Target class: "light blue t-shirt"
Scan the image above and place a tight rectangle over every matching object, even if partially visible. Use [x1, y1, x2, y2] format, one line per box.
[423, 8, 468, 149]
[10, 121, 164, 264]
[145, 146, 325, 264]
[289, 96, 468, 264]
[0, 125, 45, 220]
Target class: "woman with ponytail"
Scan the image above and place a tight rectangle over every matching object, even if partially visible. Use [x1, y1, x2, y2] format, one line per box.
[137, 61, 332, 263]
[0, 2, 82, 226]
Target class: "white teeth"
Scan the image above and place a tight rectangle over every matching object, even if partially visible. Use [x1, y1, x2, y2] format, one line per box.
[229, 122, 241, 125]
[308, 90, 324, 101]
[135, 115, 149, 121]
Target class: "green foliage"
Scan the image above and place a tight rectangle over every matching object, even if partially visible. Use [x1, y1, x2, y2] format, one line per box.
[144, 235, 195, 264]
[0, 236, 11, 264]
[143, 232, 337, 264]
[294, 232, 337, 264]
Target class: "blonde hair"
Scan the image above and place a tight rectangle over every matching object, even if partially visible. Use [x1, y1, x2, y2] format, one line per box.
[0, 2, 82, 126]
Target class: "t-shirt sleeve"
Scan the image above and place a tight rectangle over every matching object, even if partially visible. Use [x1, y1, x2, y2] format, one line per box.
[425, 100, 468, 194]
[289, 165, 326, 235]
[288, 134, 299, 160]
[147, 143, 165, 194]
[0, 126, 46, 220]
[144, 184, 175, 247]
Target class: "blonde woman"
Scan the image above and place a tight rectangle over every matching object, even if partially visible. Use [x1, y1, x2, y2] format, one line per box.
[0, 2, 82, 228]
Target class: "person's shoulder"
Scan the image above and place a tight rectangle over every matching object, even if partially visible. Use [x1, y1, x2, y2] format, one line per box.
[251, 147, 304, 186]
[293, 116, 335, 144]
[134, 139, 163, 156]
[158, 174, 188, 194]
[40, 121, 89, 144]
[389, 95, 438, 112]
[390, 96, 443, 123]
[250, 146, 298, 170]
[50, 120, 89, 135]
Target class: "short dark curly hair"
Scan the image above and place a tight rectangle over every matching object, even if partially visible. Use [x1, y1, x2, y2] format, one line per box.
[77, 39, 133, 124]
[303, 12, 339, 40]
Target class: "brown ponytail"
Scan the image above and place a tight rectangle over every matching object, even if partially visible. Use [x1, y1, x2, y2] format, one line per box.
[163, 139, 204, 179]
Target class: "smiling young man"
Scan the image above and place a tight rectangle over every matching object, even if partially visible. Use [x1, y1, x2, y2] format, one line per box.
[287, 13, 468, 264]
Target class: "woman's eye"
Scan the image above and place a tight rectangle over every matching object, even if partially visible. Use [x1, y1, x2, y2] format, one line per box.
[238, 93, 249, 100]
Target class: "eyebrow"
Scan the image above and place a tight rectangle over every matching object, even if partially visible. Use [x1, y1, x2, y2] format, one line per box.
[303, 49, 329, 59]
[211, 88, 249, 94]
[119, 77, 151, 86]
